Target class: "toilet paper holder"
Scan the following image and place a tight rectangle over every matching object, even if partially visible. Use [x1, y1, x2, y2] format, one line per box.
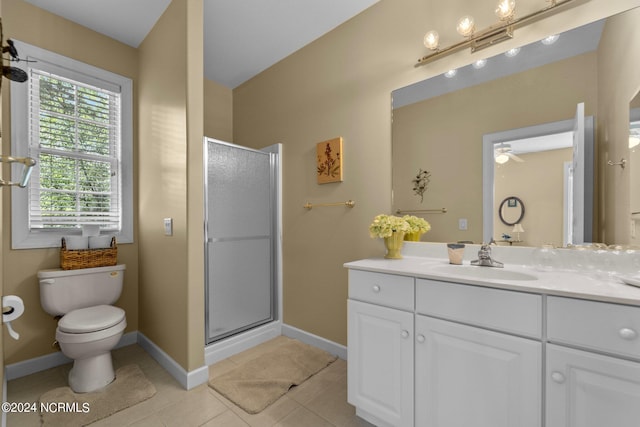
[2, 295, 25, 340]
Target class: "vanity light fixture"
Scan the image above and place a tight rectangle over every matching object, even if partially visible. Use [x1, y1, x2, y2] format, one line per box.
[423, 30, 440, 50]
[456, 15, 476, 37]
[496, 0, 517, 21]
[416, 0, 583, 67]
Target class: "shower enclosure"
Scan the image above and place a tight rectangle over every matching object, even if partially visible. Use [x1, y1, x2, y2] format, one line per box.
[204, 138, 279, 344]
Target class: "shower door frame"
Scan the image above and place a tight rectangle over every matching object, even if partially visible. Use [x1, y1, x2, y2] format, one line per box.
[203, 138, 281, 345]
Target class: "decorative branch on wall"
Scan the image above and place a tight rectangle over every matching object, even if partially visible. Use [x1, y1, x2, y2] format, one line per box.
[412, 168, 431, 202]
[316, 137, 343, 184]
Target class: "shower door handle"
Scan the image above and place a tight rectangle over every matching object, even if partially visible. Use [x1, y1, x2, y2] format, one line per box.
[208, 235, 270, 243]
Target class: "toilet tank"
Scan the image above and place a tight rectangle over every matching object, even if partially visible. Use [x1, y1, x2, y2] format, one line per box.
[38, 264, 126, 316]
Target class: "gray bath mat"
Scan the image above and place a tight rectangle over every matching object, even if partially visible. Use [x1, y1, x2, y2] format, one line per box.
[39, 364, 156, 426]
[209, 337, 337, 414]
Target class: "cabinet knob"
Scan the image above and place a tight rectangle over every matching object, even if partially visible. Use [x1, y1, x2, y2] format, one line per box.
[619, 328, 637, 340]
[417, 334, 426, 343]
[372, 285, 381, 293]
[401, 330, 410, 339]
[551, 372, 566, 384]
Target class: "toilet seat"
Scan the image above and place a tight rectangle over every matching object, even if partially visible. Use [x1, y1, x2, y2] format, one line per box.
[56, 305, 127, 345]
[56, 317, 126, 344]
[59, 305, 125, 333]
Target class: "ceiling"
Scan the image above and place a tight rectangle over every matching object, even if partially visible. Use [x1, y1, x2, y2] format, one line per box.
[24, 0, 380, 89]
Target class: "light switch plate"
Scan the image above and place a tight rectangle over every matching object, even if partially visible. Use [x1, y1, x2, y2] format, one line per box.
[458, 218, 468, 231]
[164, 218, 173, 236]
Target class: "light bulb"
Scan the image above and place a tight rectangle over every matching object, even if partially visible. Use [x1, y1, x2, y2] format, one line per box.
[444, 69, 457, 78]
[472, 59, 487, 69]
[495, 153, 510, 164]
[541, 34, 560, 45]
[456, 15, 475, 37]
[424, 30, 439, 50]
[505, 47, 520, 57]
[495, 0, 516, 21]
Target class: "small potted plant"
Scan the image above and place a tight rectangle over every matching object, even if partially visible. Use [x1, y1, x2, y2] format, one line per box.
[403, 215, 431, 241]
[369, 214, 411, 259]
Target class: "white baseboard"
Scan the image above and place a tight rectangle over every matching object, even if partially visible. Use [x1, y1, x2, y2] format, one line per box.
[4, 324, 345, 392]
[4, 331, 137, 381]
[4, 331, 209, 391]
[5, 349, 71, 381]
[204, 321, 281, 365]
[137, 332, 208, 390]
[281, 323, 347, 360]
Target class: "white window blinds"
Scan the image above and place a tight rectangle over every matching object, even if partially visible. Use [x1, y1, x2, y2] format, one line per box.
[28, 69, 122, 231]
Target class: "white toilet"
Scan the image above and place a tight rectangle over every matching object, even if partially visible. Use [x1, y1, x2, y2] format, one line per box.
[37, 264, 127, 393]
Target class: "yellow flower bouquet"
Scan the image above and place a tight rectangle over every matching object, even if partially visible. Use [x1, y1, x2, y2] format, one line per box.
[369, 214, 411, 259]
[402, 215, 431, 241]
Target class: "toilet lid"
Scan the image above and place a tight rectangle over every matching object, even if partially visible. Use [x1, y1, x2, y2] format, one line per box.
[58, 305, 125, 333]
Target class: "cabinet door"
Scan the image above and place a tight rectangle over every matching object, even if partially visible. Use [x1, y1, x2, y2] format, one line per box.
[546, 344, 640, 427]
[348, 299, 414, 427]
[415, 315, 541, 427]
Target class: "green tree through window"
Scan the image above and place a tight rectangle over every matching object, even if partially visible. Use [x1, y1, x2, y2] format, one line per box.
[31, 71, 120, 230]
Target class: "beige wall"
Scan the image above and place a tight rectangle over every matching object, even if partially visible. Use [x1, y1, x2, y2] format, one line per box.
[138, 0, 204, 371]
[1, 0, 139, 365]
[1, 0, 635, 371]
[233, 0, 637, 346]
[597, 7, 640, 244]
[494, 149, 573, 248]
[0, 0, 213, 373]
[393, 53, 596, 244]
[204, 78, 233, 142]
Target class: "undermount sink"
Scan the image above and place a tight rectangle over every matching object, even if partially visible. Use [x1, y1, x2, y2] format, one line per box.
[432, 265, 538, 281]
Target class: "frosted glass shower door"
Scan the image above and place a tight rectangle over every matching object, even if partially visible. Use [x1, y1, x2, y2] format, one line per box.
[205, 139, 275, 344]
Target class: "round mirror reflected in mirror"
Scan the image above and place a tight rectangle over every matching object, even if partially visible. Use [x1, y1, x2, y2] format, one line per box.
[499, 196, 525, 226]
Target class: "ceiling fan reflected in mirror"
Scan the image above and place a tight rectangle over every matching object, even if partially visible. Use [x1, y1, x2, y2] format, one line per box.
[494, 143, 524, 164]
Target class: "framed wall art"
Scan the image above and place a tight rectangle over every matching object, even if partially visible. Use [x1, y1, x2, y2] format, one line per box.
[316, 137, 343, 184]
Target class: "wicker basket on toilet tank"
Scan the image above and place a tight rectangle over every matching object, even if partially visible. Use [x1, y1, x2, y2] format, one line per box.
[60, 237, 117, 270]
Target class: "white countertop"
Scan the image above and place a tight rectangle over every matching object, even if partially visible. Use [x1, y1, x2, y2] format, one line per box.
[344, 256, 640, 307]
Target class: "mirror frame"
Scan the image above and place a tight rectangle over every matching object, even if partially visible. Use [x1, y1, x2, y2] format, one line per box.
[498, 197, 525, 226]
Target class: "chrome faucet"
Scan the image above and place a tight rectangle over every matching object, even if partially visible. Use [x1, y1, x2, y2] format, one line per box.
[471, 242, 504, 268]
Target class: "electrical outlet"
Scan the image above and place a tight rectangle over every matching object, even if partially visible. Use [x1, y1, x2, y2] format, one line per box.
[458, 218, 468, 231]
[164, 218, 173, 236]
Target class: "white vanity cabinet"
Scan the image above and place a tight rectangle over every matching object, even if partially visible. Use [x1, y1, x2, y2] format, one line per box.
[545, 296, 640, 427]
[415, 280, 542, 427]
[347, 270, 415, 427]
[346, 262, 640, 427]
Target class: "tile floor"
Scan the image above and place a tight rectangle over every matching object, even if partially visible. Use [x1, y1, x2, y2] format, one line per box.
[6, 337, 374, 426]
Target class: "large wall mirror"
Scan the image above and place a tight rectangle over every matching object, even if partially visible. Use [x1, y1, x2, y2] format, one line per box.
[392, 6, 640, 248]
[631, 92, 640, 245]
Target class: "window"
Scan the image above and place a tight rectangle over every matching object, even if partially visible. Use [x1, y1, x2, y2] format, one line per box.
[11, 41, 133, 249]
